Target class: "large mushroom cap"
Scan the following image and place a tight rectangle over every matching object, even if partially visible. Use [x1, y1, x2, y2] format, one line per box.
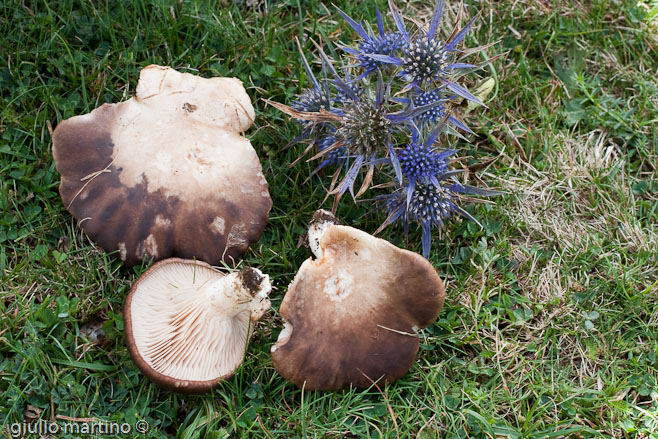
[52, 65, 272, 266]
[271, 211, 445, 391]
[124, 258, 271, 394]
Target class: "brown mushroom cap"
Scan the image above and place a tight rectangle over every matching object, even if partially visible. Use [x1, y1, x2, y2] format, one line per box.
[52, 65, 272, 266]
[124, 258, 271, 394]
[271, 214, 445, 391]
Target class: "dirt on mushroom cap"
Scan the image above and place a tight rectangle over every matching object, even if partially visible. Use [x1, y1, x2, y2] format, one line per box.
[52, 65, 272, 266]
[271, 223, 445, 391]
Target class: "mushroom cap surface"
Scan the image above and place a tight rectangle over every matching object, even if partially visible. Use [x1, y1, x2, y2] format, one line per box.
[52, 65, 271, 266]
[271, 223, 445, 391]
[124, 258, 271, 394]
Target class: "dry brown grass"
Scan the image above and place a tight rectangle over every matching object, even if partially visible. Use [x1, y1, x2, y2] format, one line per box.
[445, 128, 652, 413]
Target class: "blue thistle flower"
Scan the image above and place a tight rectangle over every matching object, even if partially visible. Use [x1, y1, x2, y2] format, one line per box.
[411, 89, 448, 127]
[335, 5, 405, 78]
[378, 179, 501, 258]
[268, 1, 501, 260]
[291, 87, 331, 115]
[327, 88, 395, 198]
[290, 41, 331, 131]
[402, 35, 451, 84]
[378, 182, 457, 258]
[361, 0, 484, 105]
[377, 122, 502, 258]
[317, 133, 347, 167]
[393, 89, 472, 133]
[398, 135, 453, 183]
[392, 123, 458, 189]
[336, 95, 393, 158]
[305, 46, 415, 200]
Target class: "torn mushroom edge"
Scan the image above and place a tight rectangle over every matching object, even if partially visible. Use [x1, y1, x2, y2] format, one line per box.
[124, 258, 260, 394]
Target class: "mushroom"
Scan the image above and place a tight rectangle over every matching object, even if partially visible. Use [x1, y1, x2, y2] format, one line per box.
[271, 210, 445, 391]
[52, 65, 271, 266]
[124, 258, 271, 393]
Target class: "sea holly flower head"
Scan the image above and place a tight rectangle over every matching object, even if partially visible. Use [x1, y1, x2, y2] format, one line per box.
[317, 133, 346, 168]
[335, 5, 405, 78]
[337, 96, 393, 158]
[412, 89, 448, 127]
[398, 138, 454, 184]
[267, 45, 411, 200]
[378, 181, 457, 258]
[401, 35, 450, 84]
[268, 1, 501, 259]
[302, 47, 413, 198]
[326, 74, 406, 199]
[395, 122, 459, 186]
[291, 87, 331, 115]
[378, 178, 500, 258]
[408, 183, 457, 232]
[393, 89, 473, 133]
[324, 64, 398, 162]
[357, 0, 485, 105]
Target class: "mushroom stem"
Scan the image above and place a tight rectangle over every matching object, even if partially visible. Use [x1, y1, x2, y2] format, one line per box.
[205, 268, 271, 319]
[307, 210, 342, 258]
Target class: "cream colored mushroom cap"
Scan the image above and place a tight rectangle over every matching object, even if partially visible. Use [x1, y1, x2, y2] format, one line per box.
[52, 65, 271, 266]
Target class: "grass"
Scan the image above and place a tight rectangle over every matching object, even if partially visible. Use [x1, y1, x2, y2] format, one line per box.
[1, 0, 657, 437]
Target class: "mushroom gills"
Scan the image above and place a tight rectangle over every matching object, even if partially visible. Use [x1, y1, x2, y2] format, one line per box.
[134, 284, 251, 381]
[127, 260, 272, 385]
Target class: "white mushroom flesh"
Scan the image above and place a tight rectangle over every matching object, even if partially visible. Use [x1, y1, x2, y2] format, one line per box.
[271, 321, 293, 353]
[307, 210, 340, 258]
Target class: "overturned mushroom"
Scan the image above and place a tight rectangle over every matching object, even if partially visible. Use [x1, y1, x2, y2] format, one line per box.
[52, 65, 271, 266]
[271, 210, 445, 391]
[124, 258, 271, 393]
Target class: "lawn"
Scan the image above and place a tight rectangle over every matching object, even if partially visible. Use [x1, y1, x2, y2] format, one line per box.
[1, 0, 658, 437]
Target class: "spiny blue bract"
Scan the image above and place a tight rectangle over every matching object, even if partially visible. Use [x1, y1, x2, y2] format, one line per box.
[275, 0, 499, 258]
[357, 32, 405, 75]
